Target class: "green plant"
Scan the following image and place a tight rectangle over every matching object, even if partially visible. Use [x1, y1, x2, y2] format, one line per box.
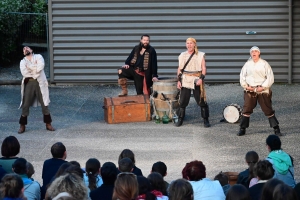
[0, 0, 47, 65]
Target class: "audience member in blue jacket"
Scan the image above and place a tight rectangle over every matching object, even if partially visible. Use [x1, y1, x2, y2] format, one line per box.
[41, 142, 67, 199]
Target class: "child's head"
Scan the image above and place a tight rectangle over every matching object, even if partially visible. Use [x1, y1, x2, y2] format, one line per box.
[151, 161, 167, 177]
[118, 158, 133, 172]
[51, 142, 66, 159]
[245, 151, 259, 166]
[214, 172, 229, 186]
[85, 158, 101, 190]
[0, 174, 24, 198]
[118, 149, 136, 165]
[26, 162, 35, 178]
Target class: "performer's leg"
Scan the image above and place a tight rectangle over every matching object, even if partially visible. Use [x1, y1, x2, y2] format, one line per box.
[133, 73, 144, 95]
[18, 115, 27, 134]
[194, 85, 210, 128]
[237, 116, 250, 136]
[238, 92, 257, 136]
[36, 82, 55, 131]
[175, 87, 190, 127]
[257, 91, 282, 136]
[118, 67, 135, 96]
[19, 81, 35, 133]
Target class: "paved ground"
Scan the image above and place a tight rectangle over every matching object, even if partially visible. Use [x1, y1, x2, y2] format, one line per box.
[0, 83, 299, 185]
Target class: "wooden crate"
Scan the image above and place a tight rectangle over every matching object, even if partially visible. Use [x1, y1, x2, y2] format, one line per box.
[103, 95, 151, 124]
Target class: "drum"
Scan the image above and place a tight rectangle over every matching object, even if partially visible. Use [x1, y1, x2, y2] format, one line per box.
[223, 104, 242, 123]
[151, 77, 180, 120]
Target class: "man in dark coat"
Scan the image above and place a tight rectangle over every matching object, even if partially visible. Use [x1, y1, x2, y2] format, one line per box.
[118, 34, 158, 96]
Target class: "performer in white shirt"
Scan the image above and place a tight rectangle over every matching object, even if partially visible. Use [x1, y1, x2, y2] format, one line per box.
[18, 46, 55, 133]
[176, 38, 210, 127]
[238, 46, 282, 136]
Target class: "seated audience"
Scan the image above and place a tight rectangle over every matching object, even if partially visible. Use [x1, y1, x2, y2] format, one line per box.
[64, 165, 84, 179]
[83, 158, 103, 192]
[236, 151, 259, 188]
[214, 172, 231, 195]
[147, 172, 168, 199]
[12, 158, 40, 200]
[46, 173, 89, 200]
[182, 160, 225, 200]
[151, 161, 169, 190]
[168, 179, 193, 200]
[118, 157, 134, 173]
[225, 184, 251, 200]
[0, 136, 20, 173]
[26, 162, 35, 180]
[112, 172, 138, 200]
[265, 135, 296, 188]
[294, 182, 300, 199]
[260, 178, 284, 200]
[90, 162, 118, 200]
[41, 142, 68, 199]
[53, 162, 73, 180]
[118, 149, 143, 176]
[248, 160, 274, 200]
[69, 161, 81, 168]
[136, 176, 156, 200]
[0, 166, 7, 181]
[0, 174, 27, 200]
[273, 183, 298, 200]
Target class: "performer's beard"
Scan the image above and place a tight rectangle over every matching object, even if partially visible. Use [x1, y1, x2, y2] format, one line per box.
[140, 42, 149, 49]
[25, 51, 31, 56]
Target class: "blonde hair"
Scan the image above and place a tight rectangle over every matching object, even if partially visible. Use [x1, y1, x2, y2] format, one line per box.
[186, 37, 198, 55]
[46, 174, 89, 200]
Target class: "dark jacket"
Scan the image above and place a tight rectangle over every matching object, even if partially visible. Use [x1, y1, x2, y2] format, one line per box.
[125, 45, 158, 87]
[41, 158, 67, 199]
[248, 182, 265, 200]
[237, 169, 250, 188]
[90, 184, 114, 200]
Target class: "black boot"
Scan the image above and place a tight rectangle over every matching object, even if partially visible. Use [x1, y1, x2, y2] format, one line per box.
[175, 108, 185, 127]
[201, 106, 211, 128]
[268, 116, 282, 136]
[18, 115, 27, 134]
[44, 114, 55, 131]
[237, 116, 249, 136]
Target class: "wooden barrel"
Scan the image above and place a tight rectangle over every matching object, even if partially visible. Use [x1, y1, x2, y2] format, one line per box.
[152, 78, 180, 119]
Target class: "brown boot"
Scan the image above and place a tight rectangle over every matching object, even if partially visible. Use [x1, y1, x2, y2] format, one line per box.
[18, 115, 27, 134]
[118, 78, 128, 97]
[46, 124, 55, 131]
[18, 125, 26, 134]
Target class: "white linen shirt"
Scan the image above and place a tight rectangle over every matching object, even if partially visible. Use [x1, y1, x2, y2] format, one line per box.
[19, 54, 50, 108]
[178, 51, 205, 89]
[240, 58, 274, 94]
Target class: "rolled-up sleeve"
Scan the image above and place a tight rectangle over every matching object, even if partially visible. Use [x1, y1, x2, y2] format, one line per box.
[261, 62, 274, 88]
[240, 63, 248, 89]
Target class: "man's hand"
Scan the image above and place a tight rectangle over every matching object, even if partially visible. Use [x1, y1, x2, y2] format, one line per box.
[196, 79, 203, 86]
[177, 81, 182, 89]
[152, 77, 158, 82]
[246, 86, 255, 91]
[122, 65, 130, 69]
[256, 86, 264, 92]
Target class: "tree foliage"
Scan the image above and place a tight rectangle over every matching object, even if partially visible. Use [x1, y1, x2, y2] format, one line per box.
[0, 0, 47, 65]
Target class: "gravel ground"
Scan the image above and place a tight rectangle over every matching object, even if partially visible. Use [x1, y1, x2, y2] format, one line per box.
[0, 83, 299, 185]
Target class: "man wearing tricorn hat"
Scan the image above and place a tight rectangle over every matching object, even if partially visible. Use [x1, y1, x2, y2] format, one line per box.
[176, 38, 210, 127]
[238, 46, 282, 136]
[18, 46, 55, 133]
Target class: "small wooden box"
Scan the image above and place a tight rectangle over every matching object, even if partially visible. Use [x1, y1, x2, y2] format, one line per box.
[103, 95, 151, 124]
